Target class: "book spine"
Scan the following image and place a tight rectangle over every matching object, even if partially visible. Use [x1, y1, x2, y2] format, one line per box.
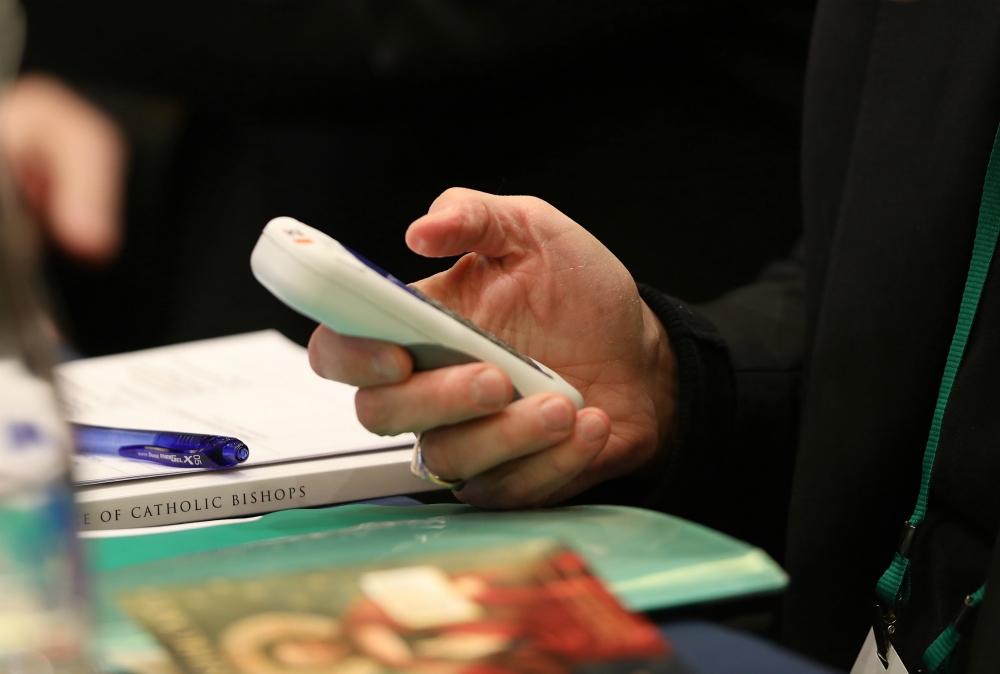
[75, 452, 433, 531]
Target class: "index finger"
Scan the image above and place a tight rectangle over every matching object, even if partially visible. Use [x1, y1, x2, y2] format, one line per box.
[308, 325, 413, 387]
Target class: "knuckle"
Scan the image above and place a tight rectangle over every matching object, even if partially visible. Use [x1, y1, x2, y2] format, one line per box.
[354, 390, 394, 435]
[451, 485, 477, 506]
[306, 331, 324, 369]
[520, 195, 548, 212]
[493, 409, 523, 449]
[452, 479, 497, 510]
[307, 328, 341, 380]
[431, 187, 472, 213]
[476, 488, 517, 511]
[465, 471, 546, 511]
[493, 472, 534, 509]
[442, 365, 491, 416]
[518, 196, 551, 224]
[422, 436, 463, 482]
[469, 197, 492, 227]
[306, 345, 331, 380]
[438, 186, 468, 200]
[441, 364, 473, 392]
[548, 443, 584, 479]
[528, 403, 573, 443]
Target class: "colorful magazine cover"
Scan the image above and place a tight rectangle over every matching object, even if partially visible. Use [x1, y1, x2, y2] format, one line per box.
[117, 539, 690, 674]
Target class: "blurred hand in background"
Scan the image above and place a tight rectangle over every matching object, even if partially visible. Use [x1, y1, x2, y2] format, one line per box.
[0, 74, 126, 263]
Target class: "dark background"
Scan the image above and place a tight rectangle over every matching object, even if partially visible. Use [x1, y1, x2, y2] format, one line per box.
[22, 1, 813, 356]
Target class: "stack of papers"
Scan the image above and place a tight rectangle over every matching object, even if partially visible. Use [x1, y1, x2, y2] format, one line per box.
[57, 330, 414, 485]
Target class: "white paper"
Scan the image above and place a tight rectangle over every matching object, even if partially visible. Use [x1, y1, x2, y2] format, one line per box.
[56, 331, 413, 485]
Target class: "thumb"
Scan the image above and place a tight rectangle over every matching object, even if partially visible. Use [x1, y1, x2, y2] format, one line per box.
[405, 187, 562, 260]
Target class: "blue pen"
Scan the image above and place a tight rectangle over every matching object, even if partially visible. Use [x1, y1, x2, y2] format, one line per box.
[71, 423, 250, 469]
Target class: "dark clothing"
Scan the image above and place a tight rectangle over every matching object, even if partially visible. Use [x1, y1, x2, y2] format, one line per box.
[641, 3, 1000, 672]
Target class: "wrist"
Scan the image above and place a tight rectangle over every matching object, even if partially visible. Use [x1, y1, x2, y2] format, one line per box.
[641, 299, 679, 461]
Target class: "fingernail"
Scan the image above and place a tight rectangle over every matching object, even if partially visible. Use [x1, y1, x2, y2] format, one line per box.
[539, 398, 573, 431]
[577, 412, 608, 442]
[410, 235, 429, 256]
[371, 348, 401, 381]
[471, 369, 507, 407]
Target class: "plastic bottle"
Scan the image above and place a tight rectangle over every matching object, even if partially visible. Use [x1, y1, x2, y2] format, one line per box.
[0, 19, 93, 668]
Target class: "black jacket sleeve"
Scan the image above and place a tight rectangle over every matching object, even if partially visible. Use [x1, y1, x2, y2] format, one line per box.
[633, 246, 807, 559]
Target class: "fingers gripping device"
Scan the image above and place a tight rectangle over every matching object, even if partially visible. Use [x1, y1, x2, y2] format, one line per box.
[250, 217, 584, 407]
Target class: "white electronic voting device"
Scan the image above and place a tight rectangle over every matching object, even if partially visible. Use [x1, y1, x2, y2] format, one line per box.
[250, 217, 584, 407]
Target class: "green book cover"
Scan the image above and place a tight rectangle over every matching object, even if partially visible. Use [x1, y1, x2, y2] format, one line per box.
[116, 539, 686, 674]
[86, 504, 786, 672]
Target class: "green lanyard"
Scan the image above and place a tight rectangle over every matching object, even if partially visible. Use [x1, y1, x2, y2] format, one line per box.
[874, 123, 1000, 673]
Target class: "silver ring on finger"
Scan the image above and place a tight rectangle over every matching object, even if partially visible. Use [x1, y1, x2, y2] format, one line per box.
[410, 432, 466, 491]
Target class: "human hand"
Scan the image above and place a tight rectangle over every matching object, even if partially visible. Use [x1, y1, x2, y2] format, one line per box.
[309, 188, 678, 508]
[0, 74, 126, 262]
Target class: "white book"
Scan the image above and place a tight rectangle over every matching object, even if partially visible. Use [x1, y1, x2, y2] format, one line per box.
[56, 331, 435, 530]
[57, 330, 415, 484]
[75, 448, 434, 531]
